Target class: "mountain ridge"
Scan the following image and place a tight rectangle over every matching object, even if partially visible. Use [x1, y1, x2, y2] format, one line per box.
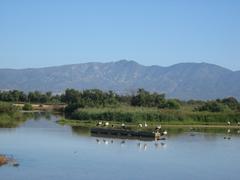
[0, 60, 239, 100]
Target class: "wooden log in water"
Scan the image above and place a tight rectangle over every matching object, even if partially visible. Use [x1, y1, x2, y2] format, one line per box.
[91, 127, 159, 139]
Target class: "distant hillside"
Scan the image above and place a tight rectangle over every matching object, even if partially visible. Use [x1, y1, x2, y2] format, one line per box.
[0, 60, 240, 100]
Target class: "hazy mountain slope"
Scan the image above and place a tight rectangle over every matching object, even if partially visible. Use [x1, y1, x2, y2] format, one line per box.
[0, 60, 239, 100]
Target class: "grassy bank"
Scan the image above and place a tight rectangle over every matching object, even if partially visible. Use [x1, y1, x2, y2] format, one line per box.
[67, 106, 240, 125]
[0, 102, 29, 128]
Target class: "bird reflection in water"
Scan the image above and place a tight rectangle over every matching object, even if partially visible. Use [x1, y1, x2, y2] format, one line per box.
[103, 139, 109, 145]
[154, 142, 167, 150]
[143, 143, 148, 151]
[96, 139, 101, 144]
[120, 140, 126, 147]
[224, 129, 231, 140]
[95, 138, 167, 151]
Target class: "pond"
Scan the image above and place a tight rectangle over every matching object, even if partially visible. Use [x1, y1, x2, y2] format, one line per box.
[0, 113, 240, 180]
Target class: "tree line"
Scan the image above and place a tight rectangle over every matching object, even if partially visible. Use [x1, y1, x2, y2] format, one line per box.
[0, 90, 61, 104]
[1, 89, 240, 113]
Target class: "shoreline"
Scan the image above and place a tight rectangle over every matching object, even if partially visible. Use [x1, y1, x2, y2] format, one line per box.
[58, 119, 240, 129]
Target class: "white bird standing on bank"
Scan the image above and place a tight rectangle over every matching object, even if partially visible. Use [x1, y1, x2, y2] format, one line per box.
[104, 122, 109, 126]
[155, 125, 161, 130]
[96, 121, 102, 126]
[144, 122, 148, 127]
[227, 121, 231, 126]
[121, 123, 125, 129]
[138, 123, 143, 128]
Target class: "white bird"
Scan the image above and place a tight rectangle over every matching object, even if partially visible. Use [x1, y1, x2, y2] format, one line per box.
[155, 125, 161, 130]
[138, 123, 143, 128]
[227, 121, 231, 126]
[227, 129, 231, 133]
[144, 122, 148, 128]
[163, 130, 168, 135]
[238, 122, 240, 126]
[96, 121, 102, 126]
[121, 123, 126, 129]
[104, 122, 109, 126]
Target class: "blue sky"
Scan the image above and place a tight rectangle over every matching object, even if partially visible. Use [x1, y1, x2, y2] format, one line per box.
[0, 0, 240, 70]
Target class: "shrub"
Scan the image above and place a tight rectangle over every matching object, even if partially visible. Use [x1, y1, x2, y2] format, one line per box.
[22, 103, 33, 111]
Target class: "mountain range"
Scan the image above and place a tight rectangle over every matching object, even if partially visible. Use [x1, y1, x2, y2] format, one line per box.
[0, 60, 240, 100]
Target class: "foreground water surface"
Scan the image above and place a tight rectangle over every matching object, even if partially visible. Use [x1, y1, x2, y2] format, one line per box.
[1, 113, 240, 180]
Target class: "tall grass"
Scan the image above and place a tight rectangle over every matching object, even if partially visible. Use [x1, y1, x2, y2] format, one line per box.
[69, 106, 240, 124]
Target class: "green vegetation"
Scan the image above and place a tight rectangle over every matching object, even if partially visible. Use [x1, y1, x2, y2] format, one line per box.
[0, 90, 61, 104]
[61, 89, 240, 125]
[22, 103, 33, 111]
[68, 107, 240, 125]
[0, 102, 27, 128]
[1, 89, 240, 125]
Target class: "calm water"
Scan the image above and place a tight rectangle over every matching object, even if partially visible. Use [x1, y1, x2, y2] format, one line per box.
[1, 113, 240, 180]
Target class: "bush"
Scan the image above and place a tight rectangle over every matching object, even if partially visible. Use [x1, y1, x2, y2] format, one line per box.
[22, 103, 33, 111]
[0, 102, 18, 114]
[158, 99, 180, 109]
[195, 101, 230, 112]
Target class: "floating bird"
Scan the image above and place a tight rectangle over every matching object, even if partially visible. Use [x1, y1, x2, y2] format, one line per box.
[13, 162, 19, 167]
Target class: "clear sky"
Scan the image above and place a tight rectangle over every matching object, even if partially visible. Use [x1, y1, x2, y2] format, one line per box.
[0, 0, 240, 70]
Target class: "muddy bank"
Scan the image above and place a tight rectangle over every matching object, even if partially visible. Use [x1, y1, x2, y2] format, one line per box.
[0, 155, 19, 167]
[0, 155, 8, 166]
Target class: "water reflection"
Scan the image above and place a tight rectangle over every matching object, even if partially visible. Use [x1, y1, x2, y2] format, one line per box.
[94, 137, 167, 152]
